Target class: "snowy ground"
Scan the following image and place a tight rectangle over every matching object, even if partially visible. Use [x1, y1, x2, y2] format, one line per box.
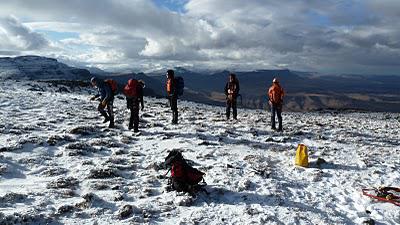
[0, 80, 399, 225]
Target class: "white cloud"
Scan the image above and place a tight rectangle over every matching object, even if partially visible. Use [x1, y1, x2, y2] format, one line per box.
[0, 16, 49, 51]
[0, 0, 399, 74]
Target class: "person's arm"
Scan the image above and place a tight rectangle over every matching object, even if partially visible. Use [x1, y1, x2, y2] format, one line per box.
[268, 87, 272, 105]
[90, 93, 100, 100]
[166, 79, 173, 97]
[103, 85, 112, 102]
[224, 83, 228, 96]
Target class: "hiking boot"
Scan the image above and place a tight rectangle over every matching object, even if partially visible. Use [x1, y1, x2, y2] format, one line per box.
[277, 128, 283, 132]
[108, 117, 115, 128]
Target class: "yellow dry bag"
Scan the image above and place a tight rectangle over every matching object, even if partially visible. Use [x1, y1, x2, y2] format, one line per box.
[295, 144, 309, 167]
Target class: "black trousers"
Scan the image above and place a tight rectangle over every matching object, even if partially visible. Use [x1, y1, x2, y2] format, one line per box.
[98, 99, 114, 126]
[271, 104, 282, 130]
[129, 105, 139, 132]
[169, 96, 178, 124]
[226, 98, 237, 119]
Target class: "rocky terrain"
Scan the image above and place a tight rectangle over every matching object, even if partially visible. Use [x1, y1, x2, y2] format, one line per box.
[0, 80, 399, 224]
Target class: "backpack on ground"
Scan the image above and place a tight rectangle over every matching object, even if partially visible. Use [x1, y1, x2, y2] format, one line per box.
[105, 79, 118, 94]
[164, 150, 205, 193]
[362, 187, 400, 206]
[123, 79, 139, 98]
[295, 144, 309, 167]
[174, 77, 184, 96]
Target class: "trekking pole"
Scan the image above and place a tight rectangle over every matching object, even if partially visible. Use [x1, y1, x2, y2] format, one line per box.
[164, 168, 171, 178]
[237, 94, 243, 106]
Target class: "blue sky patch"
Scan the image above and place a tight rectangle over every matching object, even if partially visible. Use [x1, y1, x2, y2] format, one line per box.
[152, 0, 188, 13]
[37, 30, 80, 41]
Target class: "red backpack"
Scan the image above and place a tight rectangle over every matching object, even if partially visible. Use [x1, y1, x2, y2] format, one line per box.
[123, 79, 139, 97]
[171, 160, 205, 185]
[165, 150, 205, 186]
[105, 79, 118, 94]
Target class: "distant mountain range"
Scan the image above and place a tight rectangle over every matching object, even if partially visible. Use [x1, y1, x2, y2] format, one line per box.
[1, 56, 399, 112]
[0, 55, 91, 80]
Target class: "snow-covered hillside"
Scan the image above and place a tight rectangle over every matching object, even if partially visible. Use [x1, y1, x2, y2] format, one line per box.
[0, 80, 399, 224]
[0, 56, 91, 80]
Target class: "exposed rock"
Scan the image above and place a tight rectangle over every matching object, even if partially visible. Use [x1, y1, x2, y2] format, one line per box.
[47, 177, 79, 189]
[118, 205, 134, 219]
[238, 179, 252, 192]
[0, 164, 8, 174]
[40, 167, 69, 177]
[0, 193, 27, 204]
[90, 181, 110, 190]
[0, 212, 55, 224]
[69, 126, 97, 135]
[147, 162, 164, 171]
[47, 134, 74, 146]
[57, 204, 76, 214]
[363, 218, 375, 225]
[88, 168, 119, 179]
[316, 157, 328, 167]
[175, 195, 194, 206]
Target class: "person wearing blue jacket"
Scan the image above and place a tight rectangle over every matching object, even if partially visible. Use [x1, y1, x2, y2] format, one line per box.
[90, 77, 115, 128]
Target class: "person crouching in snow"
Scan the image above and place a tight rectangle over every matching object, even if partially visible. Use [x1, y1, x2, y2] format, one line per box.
[268, 78, 285, 132]
[90, 77, 115, 128]
[123, 79, 144, 132]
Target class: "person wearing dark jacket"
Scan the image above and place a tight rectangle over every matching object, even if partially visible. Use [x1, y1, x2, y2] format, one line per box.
[90, 77, 115, 128]
[123, 79, 145, 132]
[166, 69, 178, 124]
[224, 73, 240, 120]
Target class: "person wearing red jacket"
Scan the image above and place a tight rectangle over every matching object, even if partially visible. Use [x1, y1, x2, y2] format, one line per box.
[268, 78, 285, 131]
[123, 79, 144, 132]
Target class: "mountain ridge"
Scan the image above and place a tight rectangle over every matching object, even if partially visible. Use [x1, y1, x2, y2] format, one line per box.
[1, 55, 399, 112]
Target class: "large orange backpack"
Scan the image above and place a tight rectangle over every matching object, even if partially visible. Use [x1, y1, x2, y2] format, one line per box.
[105, 79, 118, 94]
[123, 79, 139, 97]
[269, 84, 284, 104]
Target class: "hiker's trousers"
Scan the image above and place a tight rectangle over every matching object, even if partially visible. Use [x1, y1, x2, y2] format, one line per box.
[169, 96, 178, 124]
[271, 104, 282, 130]
[129, 105, 140, 131]
[226, 98, 237, 119]
[98, 99, 114, 119]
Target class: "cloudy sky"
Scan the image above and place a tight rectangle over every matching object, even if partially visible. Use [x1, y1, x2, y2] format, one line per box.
[0, 0, 399, 74]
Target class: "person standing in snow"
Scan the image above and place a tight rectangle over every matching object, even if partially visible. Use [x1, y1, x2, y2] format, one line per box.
[123, 79, 145, 132]
[166, 69, 179, 124]
[90, 77, 115, 128]
[224, 73, 240, 120]
[268, 78, 285, 131]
